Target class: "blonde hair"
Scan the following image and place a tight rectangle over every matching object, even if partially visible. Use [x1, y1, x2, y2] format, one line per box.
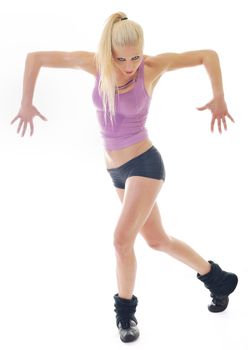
[94, 12, 144, 125]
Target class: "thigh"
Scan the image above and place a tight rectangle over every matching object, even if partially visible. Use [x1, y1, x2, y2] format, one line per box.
[116, 187, 168, 243]
[113, 176, 164, 245]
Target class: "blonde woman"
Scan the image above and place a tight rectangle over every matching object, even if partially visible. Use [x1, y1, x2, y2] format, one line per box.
[11, 12, 238, 343]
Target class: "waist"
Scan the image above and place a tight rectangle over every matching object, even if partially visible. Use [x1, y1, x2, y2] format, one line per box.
[105, 138, 153, 169]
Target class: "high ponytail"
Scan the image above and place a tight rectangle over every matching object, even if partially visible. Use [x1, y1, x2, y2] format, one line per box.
[95, 12, 144, 125]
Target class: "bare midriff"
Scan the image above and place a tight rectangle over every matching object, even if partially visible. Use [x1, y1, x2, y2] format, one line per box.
[105, 138, 153, 169]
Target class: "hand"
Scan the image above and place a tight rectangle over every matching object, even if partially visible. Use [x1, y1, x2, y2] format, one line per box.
[196, 96, 235, 134]
[10, 104, 48, 137]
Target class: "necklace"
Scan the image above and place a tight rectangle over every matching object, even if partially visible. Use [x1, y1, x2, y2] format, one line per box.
[115, 69, 139, 91]
[116, 77, 136, 90]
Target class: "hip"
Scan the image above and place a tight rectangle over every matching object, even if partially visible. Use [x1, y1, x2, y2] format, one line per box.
[105, 138, 153, 169]
[106, 144, 166, 189]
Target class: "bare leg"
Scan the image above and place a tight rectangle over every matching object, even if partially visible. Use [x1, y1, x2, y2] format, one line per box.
[113, 177, 164, 299]
[115, 188, 211, 280]
[114, 188, 237, 322]
[139, 202, 211, 275]
[148, 234, 211, 275]
[115, 248, 137, 299]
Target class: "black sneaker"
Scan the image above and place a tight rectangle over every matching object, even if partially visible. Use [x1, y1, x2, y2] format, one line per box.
[114, 294, 140, 342]
[117, 319, 140, 343]
[197, 261, 238, 312]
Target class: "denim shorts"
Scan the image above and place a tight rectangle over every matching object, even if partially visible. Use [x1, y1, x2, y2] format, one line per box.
[106, 145, 166, 189]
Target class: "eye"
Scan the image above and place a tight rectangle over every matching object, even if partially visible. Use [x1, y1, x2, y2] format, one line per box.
[117, 58, 125, 62]
[132, 56, 140, 60]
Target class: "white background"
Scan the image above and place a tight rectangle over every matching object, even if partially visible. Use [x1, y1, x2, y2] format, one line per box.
[0, 0, 247, 349]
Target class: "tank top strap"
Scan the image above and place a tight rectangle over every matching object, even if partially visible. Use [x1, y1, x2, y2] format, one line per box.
[136, 57, 144, 85]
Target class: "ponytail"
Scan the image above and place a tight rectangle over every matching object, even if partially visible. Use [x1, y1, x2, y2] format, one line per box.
[95, 12, 144, 125]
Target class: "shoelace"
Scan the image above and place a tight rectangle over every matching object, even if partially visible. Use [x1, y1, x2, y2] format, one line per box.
[210, 293, 228, 306]
[119, 319, 131, 330]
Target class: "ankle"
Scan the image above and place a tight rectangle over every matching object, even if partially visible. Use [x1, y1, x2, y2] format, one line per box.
[198, 261, 211, 276]
[118, 293, 133, 300]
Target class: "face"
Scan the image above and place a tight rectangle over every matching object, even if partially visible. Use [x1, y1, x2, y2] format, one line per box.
[112, 45, 143, 77]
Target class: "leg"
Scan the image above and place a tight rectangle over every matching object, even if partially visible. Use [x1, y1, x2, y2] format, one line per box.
[115, 188, 211, 275]
[116, 188, 238, 312]
[113, 176, 164, 300]
[140, 203, 211, 274]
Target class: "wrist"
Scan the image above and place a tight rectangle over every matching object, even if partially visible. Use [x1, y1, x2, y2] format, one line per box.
[21, 100, 33, 107]
[213, 92, 224, 99]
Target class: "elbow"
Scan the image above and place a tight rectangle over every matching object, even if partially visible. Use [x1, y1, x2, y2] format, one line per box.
[27, 51, 37, 58]
[206, 49, 218, 57]
[202, 49, 218, 64]
[26, 52, 41, 65]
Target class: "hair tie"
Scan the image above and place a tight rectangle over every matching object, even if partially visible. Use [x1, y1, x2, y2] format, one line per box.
[121, 17, 128, 20]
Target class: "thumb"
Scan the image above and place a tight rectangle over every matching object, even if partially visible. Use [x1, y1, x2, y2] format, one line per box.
[38, 113, 48, 121]
[196, 104, 208, 111]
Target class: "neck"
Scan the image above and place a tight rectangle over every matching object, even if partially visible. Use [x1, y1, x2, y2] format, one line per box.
[115, 68, 139, 90]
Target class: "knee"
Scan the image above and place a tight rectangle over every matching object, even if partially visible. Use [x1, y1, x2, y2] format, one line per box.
[113, 232, 134, 257]
[146, 234, 171, 251]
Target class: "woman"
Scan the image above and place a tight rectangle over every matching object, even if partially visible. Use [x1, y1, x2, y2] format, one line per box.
[11, 12, 238, 343]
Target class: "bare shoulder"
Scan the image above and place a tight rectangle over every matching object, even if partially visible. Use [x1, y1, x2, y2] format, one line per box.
[74, 51, 98, 76]
[143, 54, 164, 88]
[143, 54, 165, 85]
[143, 54, 156, 73]
[60, 51, 98, 76]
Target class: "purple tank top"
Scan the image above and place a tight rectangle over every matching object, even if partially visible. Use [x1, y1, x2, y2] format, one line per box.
[92, 57, 152, 151]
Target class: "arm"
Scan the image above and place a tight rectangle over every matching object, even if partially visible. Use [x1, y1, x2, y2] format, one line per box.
[147, 50, 221, 90]
[21, 54, 41, 107]
[147, 50, 234, 133]
[12, 51, 97, 137]
[201, 50, 224, 98]
[21, 50, 97, 106]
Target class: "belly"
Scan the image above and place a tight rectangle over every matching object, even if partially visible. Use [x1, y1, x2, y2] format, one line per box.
[104, 138, 153, 169]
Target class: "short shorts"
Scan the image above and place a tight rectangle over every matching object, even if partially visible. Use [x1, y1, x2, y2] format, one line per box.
[106, 145, 166, 189]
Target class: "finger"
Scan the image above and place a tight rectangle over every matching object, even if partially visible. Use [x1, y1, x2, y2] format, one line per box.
[30, 119, 34, 136]
[227, 113, 235, 123]
[217, 117, 222, 134]
[17, 119, 24, 133]
[10, 115, 19, 124]
[196, 105, 207, 111]
[211, 116, 215, 133]
[21, 122, 28, 137]
[38, 113, 48, 121]
[222, 116, 227, 131]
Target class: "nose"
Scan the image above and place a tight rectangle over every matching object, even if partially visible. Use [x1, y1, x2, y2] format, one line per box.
[125, 61, 134, 70]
